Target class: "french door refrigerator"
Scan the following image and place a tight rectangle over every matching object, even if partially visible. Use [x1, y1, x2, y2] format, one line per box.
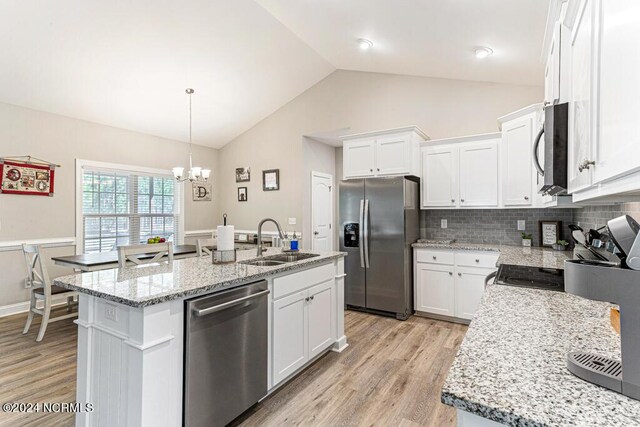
[339, 176, 419, 320]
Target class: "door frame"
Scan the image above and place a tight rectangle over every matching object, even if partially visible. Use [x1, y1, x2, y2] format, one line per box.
[310, 171, 334, 251]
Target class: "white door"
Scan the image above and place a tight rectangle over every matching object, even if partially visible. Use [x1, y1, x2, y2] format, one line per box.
[415, 263, 455, 316]
[459, 141, 499, 207]
[421, 146, 458, 208]
[502, 117, 534, 206]
[343, 138, 376, 178]
[375, 134, 411, 176]
[594, 0, 640, 184]
[311, 171, 333, 252]
[307, 280, 336, 359]
[568, 0, 595, 193]
[454, 267, 494, 320]
[272, 291, 308, 386]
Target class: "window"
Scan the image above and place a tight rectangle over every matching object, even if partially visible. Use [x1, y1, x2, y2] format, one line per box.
[79, 163, 182, 253]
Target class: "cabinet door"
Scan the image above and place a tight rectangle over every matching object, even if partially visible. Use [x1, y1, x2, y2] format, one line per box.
[343, 138, 376, 178]
[459, 141, 499, 207]
[272, 291, 308, 385]
[502, 116, 534, 206]
[455, 267, 495, 320]
[421, 146, 458, 208]
[568, 0, 595, 193]
[594, 0, 640, 184]
[545, 22, 561, 105]
[307, 280, 336, 359]
[375, 134, 412, 176]
[415, 263, 455, 316]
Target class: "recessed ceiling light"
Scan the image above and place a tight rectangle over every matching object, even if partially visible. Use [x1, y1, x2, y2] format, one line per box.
[357, 38, 374, 50]
[475, 46, 494, 59]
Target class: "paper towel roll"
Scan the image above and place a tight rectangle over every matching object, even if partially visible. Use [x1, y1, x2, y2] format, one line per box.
[216, 225, 235, 251]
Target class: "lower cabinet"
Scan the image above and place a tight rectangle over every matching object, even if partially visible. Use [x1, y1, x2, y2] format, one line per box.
[272, 278, 336, 386]
[414, 248, 498, 322]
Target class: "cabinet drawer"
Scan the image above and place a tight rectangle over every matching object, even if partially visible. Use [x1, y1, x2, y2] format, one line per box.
[415, 248, 454, 265]
[455, 251, 499, 268]
[273, 263, 334, 300]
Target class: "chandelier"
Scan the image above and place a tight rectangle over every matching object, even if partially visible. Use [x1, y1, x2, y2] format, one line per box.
[172, 88, 211, 182]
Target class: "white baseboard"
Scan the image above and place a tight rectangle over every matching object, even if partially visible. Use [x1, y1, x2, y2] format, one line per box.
[0, 295, 73, 318]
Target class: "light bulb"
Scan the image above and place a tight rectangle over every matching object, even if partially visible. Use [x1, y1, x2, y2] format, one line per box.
[357, 38, 373, 50]
[201, 169, 211, 180]
[475, 47, 493, 59]
[172, 167, 184, 180]
[192, 167, 202, 178]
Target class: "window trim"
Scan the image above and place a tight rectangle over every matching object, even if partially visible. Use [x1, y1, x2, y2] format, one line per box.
[75, 159, 185, 255]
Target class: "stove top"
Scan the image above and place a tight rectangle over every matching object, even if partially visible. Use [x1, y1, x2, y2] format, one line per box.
[495, 264, 565, 292]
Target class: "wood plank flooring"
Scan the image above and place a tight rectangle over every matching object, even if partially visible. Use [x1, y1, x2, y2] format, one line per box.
[0, 308, 466, 427]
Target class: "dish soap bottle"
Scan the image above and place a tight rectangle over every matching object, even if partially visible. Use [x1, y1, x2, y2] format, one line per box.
[291, 231, 299, 251]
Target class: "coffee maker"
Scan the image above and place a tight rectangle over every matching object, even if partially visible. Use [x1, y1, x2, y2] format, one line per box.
[565, 215, 640, 399]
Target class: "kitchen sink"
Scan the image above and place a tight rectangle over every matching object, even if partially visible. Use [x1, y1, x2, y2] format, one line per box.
[267, 253, 320, 263]
[242, 260, 286, 267]
[239, 252, 320, 267]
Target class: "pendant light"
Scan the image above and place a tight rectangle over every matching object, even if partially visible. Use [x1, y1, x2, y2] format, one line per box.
[172, 88, 211, 182]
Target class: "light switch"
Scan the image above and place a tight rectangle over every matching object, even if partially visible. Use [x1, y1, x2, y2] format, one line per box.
[517, 220, 526, 231]
[288, 217, 297, 225]
[441, 219, 448, 229]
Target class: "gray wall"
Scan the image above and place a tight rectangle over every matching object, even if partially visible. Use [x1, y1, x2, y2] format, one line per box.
[420, 209, 575, 247]
[0, 101, 220, 308]
[218, 69, 544, 232]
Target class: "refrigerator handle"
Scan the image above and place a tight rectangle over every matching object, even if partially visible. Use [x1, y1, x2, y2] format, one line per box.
[359, 199, 365, 268]
[363, 199, 370, 269]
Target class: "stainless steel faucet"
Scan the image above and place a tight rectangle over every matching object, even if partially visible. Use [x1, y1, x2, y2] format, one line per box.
[257, 218, 286, 256]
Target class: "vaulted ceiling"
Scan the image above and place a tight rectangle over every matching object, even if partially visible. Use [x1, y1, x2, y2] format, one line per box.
[0, 0, 548, 148]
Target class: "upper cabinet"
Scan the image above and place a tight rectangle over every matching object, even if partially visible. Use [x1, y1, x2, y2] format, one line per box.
[421, 134, 500, 209]
[342, 126, 428, 179]
[559, 0, 640, 202]
[500, 110, 536, 206]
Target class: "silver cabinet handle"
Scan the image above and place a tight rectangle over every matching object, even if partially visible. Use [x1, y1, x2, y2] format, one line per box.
[310, 295, 314, 301]
[461, 198, 465, 202]
[451, 199, 455, 203]
[524, 196, 529, 200]
[305, 297, 310, 302]
[578, 159, 596, 172]
[363, 199, 370, 269]
[458, 272, 462, 277]
[449, 271, 453, 276]
[377, 168, 380, 171]
[432, 256, 437, 260]
[475, 259, 480, 263]
[192, 289, 270, 317]
[359, 200, 365, 268]
[370, 169, 373, 172]
[313, 231, 319, 235]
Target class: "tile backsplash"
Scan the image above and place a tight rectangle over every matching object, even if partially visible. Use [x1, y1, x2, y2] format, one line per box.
[420, 202, 640, 247]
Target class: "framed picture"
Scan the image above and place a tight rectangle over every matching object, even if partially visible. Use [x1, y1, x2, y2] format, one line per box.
[0, 160, 55, 196]
[192, 182, 212, 201]
[235, 167, 250, 183]
[539, 220, 561, 247]
[262, 169, 279, 191]
[238, 187, 247, 202]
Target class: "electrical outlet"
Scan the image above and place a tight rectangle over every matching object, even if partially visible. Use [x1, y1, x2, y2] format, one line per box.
[288, 217, 297, 225]
[104, 304, 118, 322]
[517, 220, 526, 231]
[441, 219, 448, 229]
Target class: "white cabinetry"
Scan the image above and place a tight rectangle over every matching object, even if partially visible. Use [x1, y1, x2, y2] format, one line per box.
[545, 22, 562, 105]
[561, 0, 640, 202]
[414, 248, 498, 322]
[459, 142, 499, 207]
[501, 113, 535, 206]
[420, 133, 500, 209]
[271, 264, 339, 387]
[342, 126, 428, 179]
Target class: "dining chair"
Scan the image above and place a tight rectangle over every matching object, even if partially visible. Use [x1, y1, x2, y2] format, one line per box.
[22, 244, 77, 342]
[117, 242, 174, 268]
[196, 238, 217, 257]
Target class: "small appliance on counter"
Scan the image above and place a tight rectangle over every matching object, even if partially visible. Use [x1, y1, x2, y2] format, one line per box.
[565, 215, 640, 400]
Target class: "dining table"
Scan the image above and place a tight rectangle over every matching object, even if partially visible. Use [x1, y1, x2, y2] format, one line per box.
[51, 244, 201, 272]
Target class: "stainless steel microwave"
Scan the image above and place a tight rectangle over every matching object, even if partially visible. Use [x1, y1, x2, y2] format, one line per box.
[533, 102, 568, 195]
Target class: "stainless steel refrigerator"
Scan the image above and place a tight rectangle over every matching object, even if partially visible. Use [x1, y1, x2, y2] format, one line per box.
[339, 176, 419, 320]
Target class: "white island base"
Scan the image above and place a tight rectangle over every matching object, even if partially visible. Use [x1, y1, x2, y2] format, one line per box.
[73, 258, 347, 426]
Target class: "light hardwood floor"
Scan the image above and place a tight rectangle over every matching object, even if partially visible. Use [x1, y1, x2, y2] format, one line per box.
[0, 309, 466, 427]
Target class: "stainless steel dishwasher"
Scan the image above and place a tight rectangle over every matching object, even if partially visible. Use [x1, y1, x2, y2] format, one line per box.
[183, 280, 269, 427]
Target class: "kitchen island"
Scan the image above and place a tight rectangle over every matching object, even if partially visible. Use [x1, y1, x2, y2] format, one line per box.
[441, 284, 640, 426]
[54, 248, 347, 426]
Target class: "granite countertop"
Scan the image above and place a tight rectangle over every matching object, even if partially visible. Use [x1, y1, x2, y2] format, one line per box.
[412, 240, 570, 269]
[54, 248, 345, 307]
[441, 284, 640, 426]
